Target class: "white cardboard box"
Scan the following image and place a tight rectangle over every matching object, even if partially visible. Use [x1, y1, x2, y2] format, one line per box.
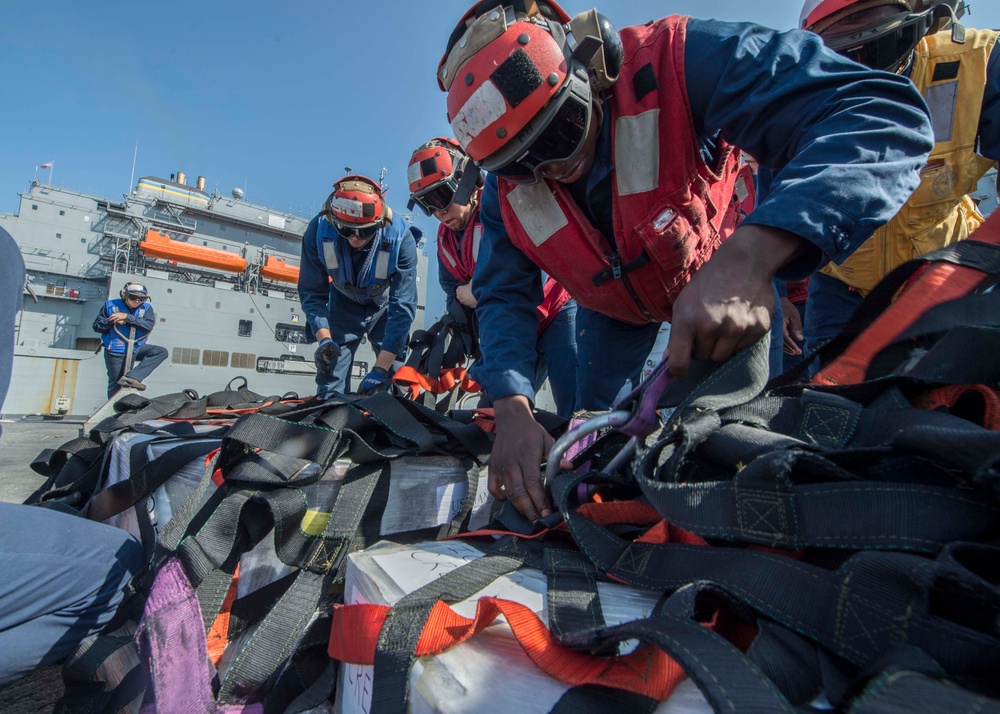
[335, 540, 712, 714]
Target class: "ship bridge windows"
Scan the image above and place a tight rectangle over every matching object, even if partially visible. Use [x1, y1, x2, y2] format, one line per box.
[238, 319, 252, 338]
[274, 322, 307, 344]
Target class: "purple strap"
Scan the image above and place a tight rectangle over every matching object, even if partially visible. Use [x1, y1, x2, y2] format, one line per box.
[136, 557, 263, 714]
[564, 415, 602, 463]
[613, 359, 674, 438]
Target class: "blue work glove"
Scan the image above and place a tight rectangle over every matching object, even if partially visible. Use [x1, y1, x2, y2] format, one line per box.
[313, 339, 340, 374]
[357, 366, 389, 395]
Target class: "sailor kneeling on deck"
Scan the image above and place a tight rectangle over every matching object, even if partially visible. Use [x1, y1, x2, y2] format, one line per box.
[92, 281, 168, 398]
[298, 174, 419, 398]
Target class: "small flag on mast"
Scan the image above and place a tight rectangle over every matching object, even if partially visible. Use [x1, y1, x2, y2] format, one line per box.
[40, 161, 53, 169]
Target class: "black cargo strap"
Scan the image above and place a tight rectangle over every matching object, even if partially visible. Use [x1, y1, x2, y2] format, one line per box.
[93, 391, 210, 435]
[371, 553, 525, 714]
[554, 472, 1000, 681]
[543, 543, 606, 640]
[263, 618, 338, 714]
[351, 390, 440, 454]
[86, 438, 222, 523]
[58, 628, 148, 714]
[549, 685, 658, 714]
[218, 412, 343, 473]
[24, 436, 106, 508]
[848, 666, 1000, 713]
[631, 392, 1000, 552]
[771, 238, 1000, 388]
[865, 290, 1000, 385]
[559, 594, 795, 713]
[173, 459, 386, 703]
[394, 393, 493, 464]
[152, 450, 222, 555]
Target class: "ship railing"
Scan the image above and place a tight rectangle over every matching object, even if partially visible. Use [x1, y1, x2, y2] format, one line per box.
[149, 204, 197, 234]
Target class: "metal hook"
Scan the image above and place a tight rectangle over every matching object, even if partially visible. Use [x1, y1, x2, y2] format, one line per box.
[543, 410, 632, 489]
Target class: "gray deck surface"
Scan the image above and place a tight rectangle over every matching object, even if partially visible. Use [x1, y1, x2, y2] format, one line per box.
[0, 419, 83, 504]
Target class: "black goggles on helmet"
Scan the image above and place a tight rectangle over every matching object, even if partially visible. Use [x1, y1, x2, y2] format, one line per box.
[408, 163, 483, 216]
[480, 71, 593, 185]
[335, 223, 379, 241]
[824, 7, 938, 72]
[124, 292, 147, 301]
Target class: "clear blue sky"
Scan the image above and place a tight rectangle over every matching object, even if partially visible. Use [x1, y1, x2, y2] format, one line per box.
[2, 0, 998, 312]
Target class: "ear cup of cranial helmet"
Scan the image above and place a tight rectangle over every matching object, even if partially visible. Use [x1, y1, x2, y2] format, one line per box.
[596, 13, 623, 82]
[569, 9, 622, 91]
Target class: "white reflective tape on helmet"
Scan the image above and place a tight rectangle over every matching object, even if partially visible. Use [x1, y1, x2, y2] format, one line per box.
[451, 81, 506, 149]
[406, 162, 423, 186]
[330, 195, 365, 220]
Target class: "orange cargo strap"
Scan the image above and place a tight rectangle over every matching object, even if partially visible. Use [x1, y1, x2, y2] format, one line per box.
[392, 365, 441, 400]
[206, 565, 240, 666]
[393, 366, 480, 400]
[912, 384, 1000, 430]
[814, 210, 1000, 387]
[329, 596, 687, 701]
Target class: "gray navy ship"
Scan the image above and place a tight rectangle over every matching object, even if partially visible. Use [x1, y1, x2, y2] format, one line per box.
[0, 171, 429, 418]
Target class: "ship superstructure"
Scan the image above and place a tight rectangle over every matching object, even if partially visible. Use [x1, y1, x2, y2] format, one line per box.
[1, 173, 428, 417]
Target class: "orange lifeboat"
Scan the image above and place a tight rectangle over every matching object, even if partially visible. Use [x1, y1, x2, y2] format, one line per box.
[139, 230, 247, 273]
[261, 256, 300, 284]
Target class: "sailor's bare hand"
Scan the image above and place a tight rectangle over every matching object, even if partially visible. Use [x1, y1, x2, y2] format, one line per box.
[667, 225, 805, 376]
[489, 395, 553, 522]
[781, 297, 803, 355]
[456, 282, 477, 308]
[109, 312, 128, 325]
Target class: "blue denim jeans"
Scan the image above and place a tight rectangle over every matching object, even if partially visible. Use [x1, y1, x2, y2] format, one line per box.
[319, 296, 408, 398]
[533, 300, 578, 418]
[0, 503, 144, 686]
[803, 271, 864, 375]
[574, 308, 662, 411]
[104, 343, 169, 397]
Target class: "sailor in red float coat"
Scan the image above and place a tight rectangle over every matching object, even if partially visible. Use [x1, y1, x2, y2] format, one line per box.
[438, 2, 932, 521]
[409, 137, 578, 417]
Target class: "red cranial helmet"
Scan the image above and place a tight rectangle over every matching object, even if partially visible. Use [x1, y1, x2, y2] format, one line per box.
[800, 0, 962, 72]
[438, 1, 622, 184]
[406, 137, 484, 215]
[326, 174, 394, 242]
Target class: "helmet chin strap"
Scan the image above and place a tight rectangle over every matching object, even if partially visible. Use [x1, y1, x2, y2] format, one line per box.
[450, 162, 483, 207]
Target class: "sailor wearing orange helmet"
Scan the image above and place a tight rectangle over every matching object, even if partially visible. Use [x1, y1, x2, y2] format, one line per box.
[790, 0, 999, 371]
[438, 0, 934, 521]
[298, 174, 420, 397]
[407, 137, 578, 417]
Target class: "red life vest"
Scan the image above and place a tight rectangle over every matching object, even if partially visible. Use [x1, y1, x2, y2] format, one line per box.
[498, 15, 742, 326]
[436, 219, 479, 285]
[734, 162, 757, 223]
[438, 206, 572, 334]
